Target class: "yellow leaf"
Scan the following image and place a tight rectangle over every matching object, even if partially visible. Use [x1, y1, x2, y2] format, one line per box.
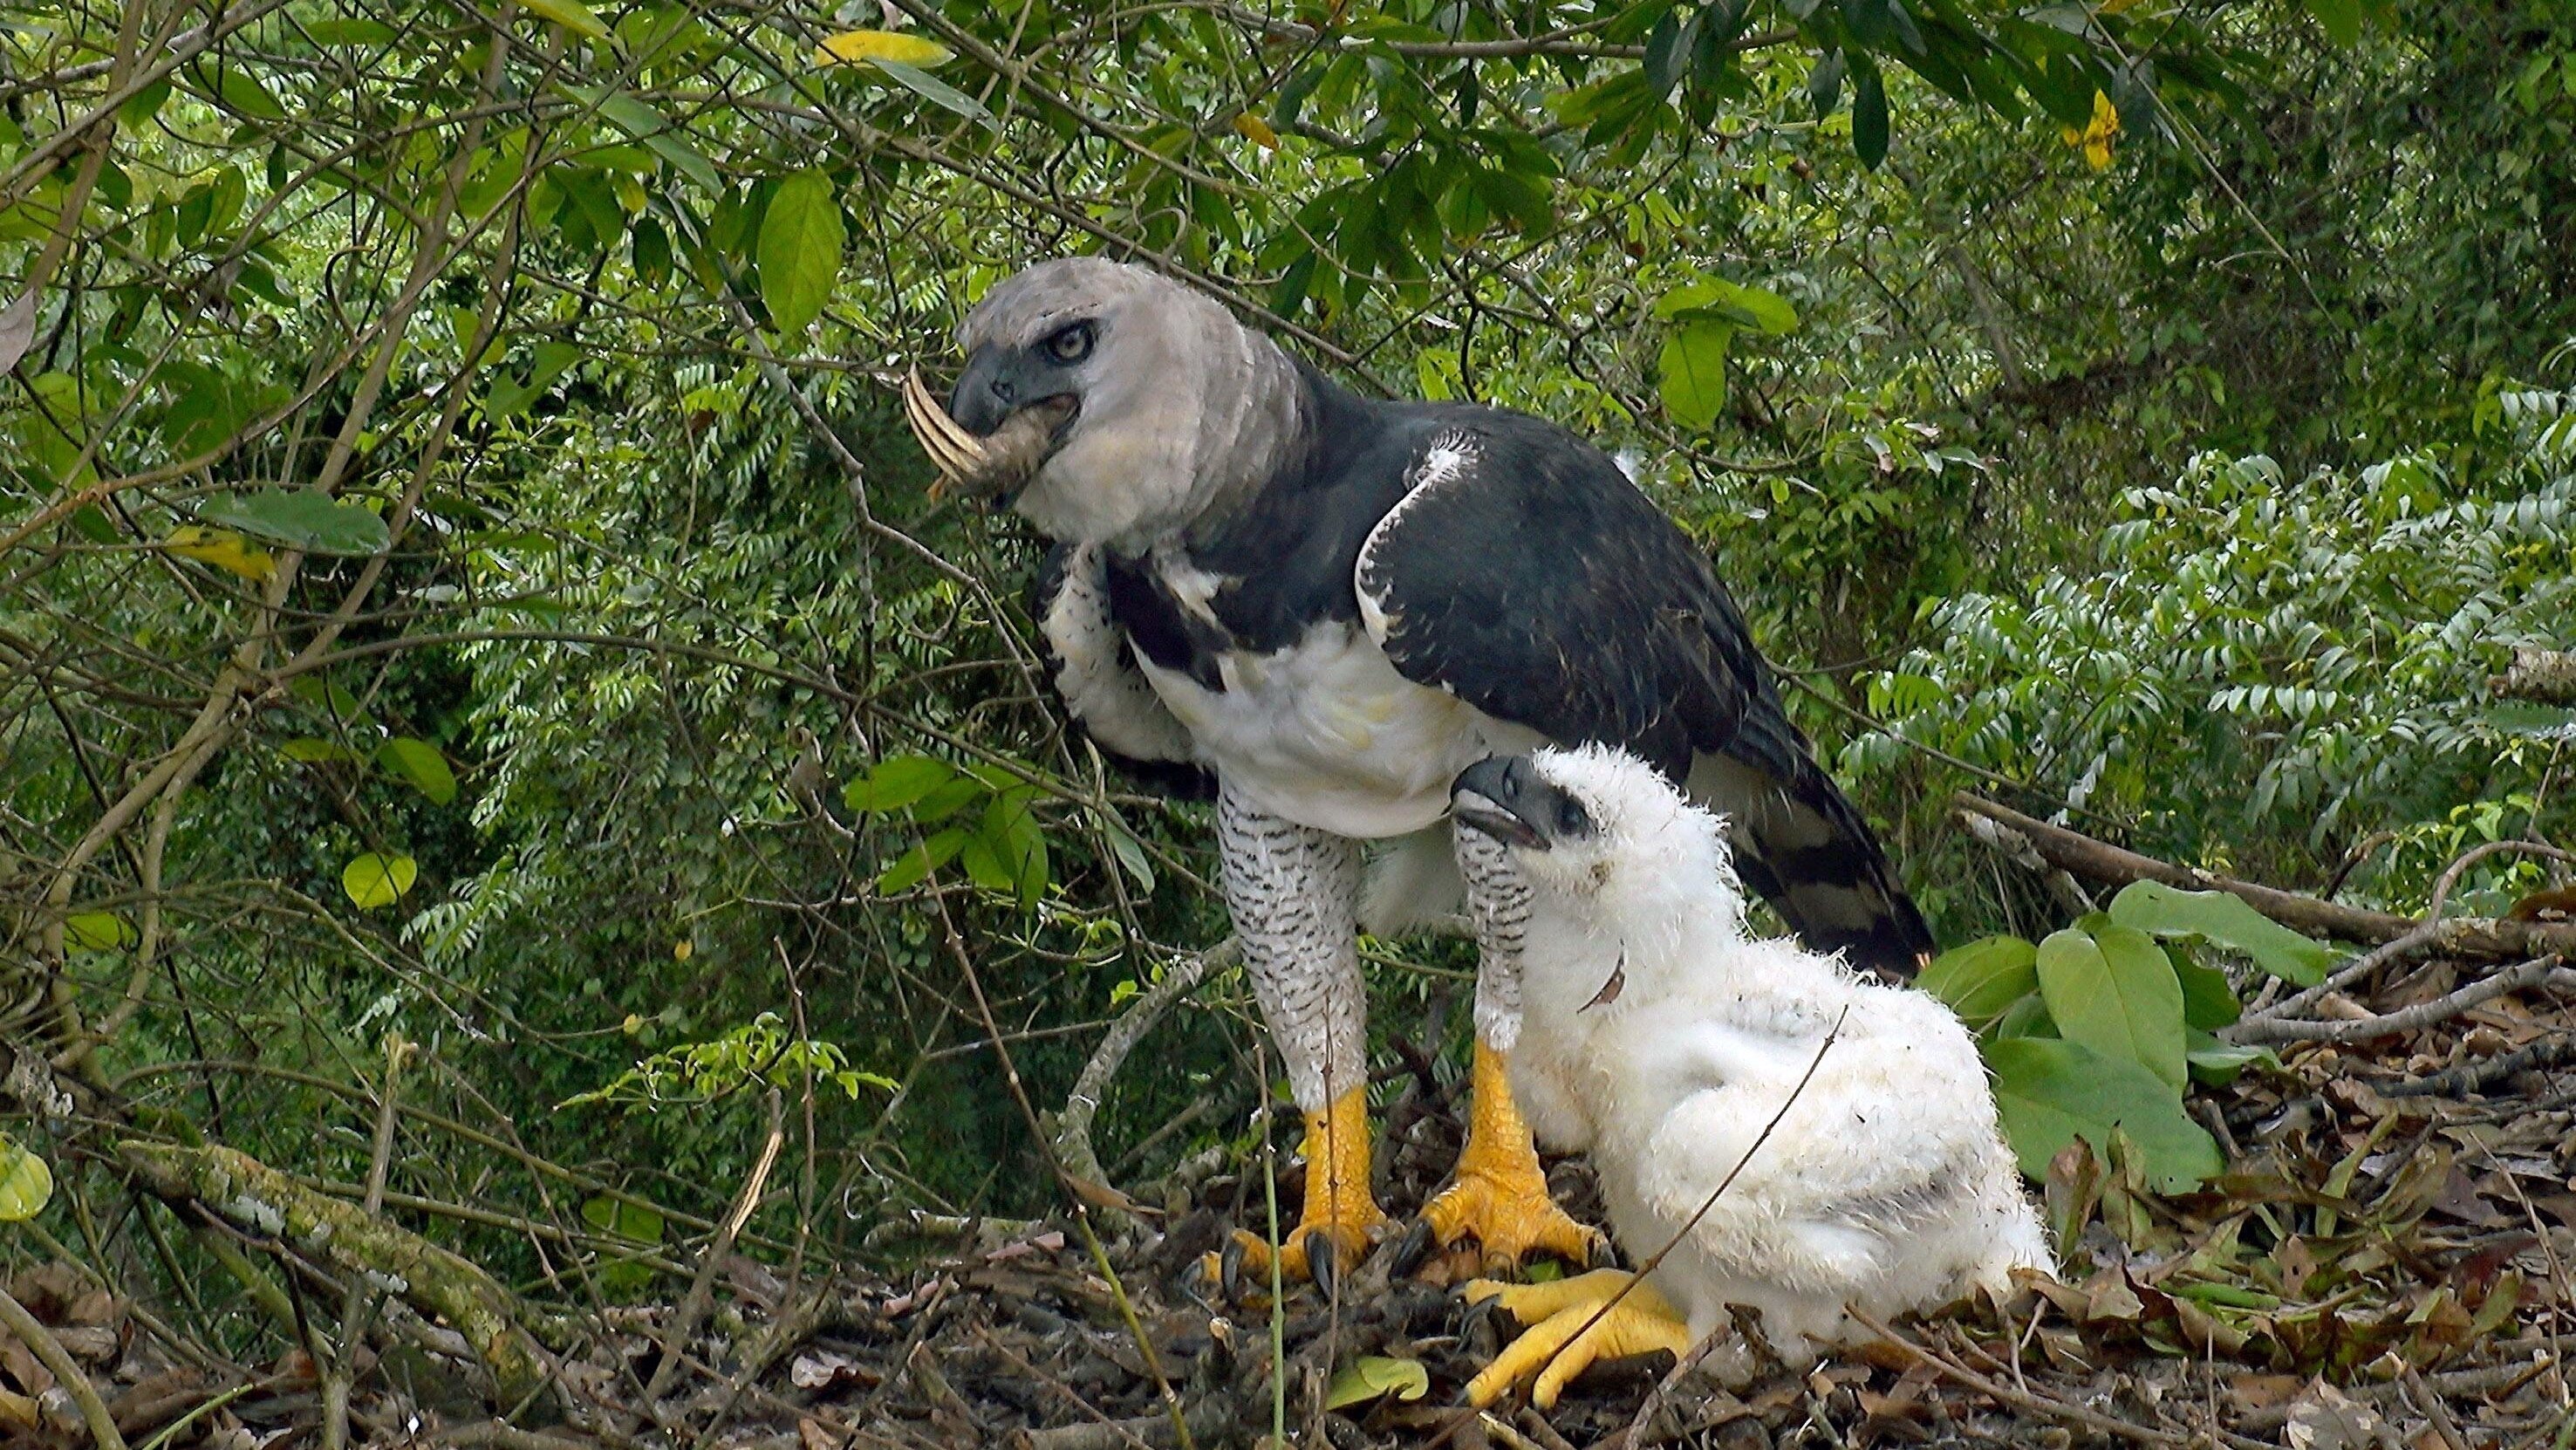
[815, 29, 953, 68]
[164, 525, 276, 580]
[0, 1135, 51, 1222]
[1233, 113, 1279, 149]
[2060, 89, 2120, 171]
[673, 939, 693, 960]
[1324, 1356, 1429, 1410]
[343, 852, 419, 910]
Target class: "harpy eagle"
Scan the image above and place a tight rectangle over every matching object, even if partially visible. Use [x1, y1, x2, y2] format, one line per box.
[1444, 746, 2046, 1406]
[905, 256, 1934, 1287]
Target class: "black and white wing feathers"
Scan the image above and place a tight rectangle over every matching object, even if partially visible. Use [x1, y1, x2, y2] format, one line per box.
[1355, 419, 1933, 976]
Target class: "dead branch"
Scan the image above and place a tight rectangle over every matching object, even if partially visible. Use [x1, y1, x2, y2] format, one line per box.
[1953, 794, 2576, 960]
[0, 1281, 126, 1450]
[118, 1139, 552, 1412]
[2226, 958, 2559, 1045]
[2497, 646, 2576, 705]
[1049, 939, 1235, 1222]
[1844, 1306, 2185, 1447]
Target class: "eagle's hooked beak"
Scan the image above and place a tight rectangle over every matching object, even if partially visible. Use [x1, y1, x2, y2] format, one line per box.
[1452, 755, 1573, 851]
[902, 366, 1078, 507]
[903, 367, 989, 501]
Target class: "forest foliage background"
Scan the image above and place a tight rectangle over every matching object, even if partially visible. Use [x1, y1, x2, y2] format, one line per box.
[2, 0, 2573, 1404]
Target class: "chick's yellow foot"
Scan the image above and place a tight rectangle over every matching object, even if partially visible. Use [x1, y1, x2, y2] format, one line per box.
[1421, 1041, 1604, 1271]
[1200, 1086, 1387, 1296]
[1463, 1269, 1692, 1409]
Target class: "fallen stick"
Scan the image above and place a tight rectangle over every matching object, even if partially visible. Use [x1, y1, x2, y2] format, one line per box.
[1842, 1306, 2184, 1447]
[120, 1139, 550, 1412]
[1049, 939, 1235, 1227]
[1954, 794, 2576, 960]
[2226, 958, 2559, 1045]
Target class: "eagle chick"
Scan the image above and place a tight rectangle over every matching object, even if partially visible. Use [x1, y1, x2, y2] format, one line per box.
[1451, 745, 2050, 1405]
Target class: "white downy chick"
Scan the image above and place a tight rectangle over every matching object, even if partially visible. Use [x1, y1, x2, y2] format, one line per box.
[1451, 745, 2052, 1385]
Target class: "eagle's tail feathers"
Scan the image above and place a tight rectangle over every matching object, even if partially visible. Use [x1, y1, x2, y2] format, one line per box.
[1686, 749, 1934, 981]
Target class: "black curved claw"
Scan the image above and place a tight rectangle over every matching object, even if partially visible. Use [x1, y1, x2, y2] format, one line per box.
[1389, 1218, 1436, 1278]
[1587, 1230, 1621, 1272]
[1219, 1234, 1249, 1302]
[1459, 1292, 1505, 1357]
[1305, 1228, 1338, 1302]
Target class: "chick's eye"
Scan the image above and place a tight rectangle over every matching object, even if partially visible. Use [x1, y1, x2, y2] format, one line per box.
[1556, 798, 1591, 835]
[1043, 322, 1095, 365]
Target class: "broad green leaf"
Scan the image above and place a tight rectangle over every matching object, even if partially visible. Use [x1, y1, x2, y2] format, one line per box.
[523, 0, 608, 39]
[581, 1194, 666, 1242]
[560, 85, 720, 192]
[2185, 1029, 2274, 1086]
[1919, 934, 2038, 1030]
[869, 58, 999, 130]
[2305, 0, 2361, 45]
[214, 67, 288, 121]
[290, 676, 369, 724]
[815, 29, 953, 67]
[1986, 1037, 2222, 1192]
[304, 17, 396, 44]
[1103, 817, 1157, 894]
[70, 504, 117, 543]
[1655, 277, 1798, 334]
[0, 1135, 52, 1221]
[377, 737, 458, 805]
[343, 852, 419, 910]
[756, 170, 844, 337]
[163, 526, 276, 580]
[876, 829, 967, 893]
[842, 755, 954, 814]
[1657, 322, 1730, 431]
[65, 911, 137, 953]
[2172, 954, 2241, 1029]
[983, 792, 1051, 907]
[1852, 63, 1889, 168]
[197, 489, 390, 556]
[2035, 924, 2186, 1089]
[2107, 879, 2338, 986]
[1325, 1355, 1429, 1410]
[958, 830, 1014, 893]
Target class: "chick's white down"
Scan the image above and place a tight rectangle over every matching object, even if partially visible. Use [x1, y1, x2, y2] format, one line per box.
[1491, 744, 2053, 1365]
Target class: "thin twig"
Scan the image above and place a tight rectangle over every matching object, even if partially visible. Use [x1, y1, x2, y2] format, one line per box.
[0, 1282, 128, 1450]
[2229, 957, 2559, 1045]
[1843, 1305, 2185, 1447]
[644, 1090, 785, 1403]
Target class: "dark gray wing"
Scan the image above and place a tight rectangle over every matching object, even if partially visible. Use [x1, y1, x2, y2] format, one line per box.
[1354, 419, 1932, 976]
[1032, 542, 1215, 801]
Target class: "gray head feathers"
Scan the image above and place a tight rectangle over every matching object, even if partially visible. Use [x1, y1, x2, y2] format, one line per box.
[956, 258, 1308, 550]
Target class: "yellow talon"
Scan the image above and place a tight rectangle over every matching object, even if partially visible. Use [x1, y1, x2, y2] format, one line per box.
[1421, 1040, 1604, 1271]
[1464, 1269, 1692, 1408]
[1199, 1084, 1387, 1293]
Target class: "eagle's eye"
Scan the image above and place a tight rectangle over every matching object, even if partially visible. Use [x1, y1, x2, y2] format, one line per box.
[1042, 321, 1096, 365]
[1554, 796, 1593, 837]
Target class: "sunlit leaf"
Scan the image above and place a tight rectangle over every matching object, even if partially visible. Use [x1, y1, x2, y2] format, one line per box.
[0, 1135, 52, 1221]
[814, 29, 953, 68]
[162, 526, 276, 580]
[65, 911, 137, 953]
[213, 66, 288, 122]
[1657, 322, 1730, 432]
[522, 0, 608, 40]
[843, 755, 954, 813]
[1920, 934, 2038, 1030]
[870, 58, 998, 130]
[343, 852, 419, 910]
[2036, 923, 2186, 1089]
[875, 829, 967, 894]
[1325, 1355, 1429, 1410]
[756, 170, 844, 336]
[197, 488, 389, 556]
[2108, 879, 2339, 986]
[1233, 113, 1279, 148]
[581, 1194, 666, 1243]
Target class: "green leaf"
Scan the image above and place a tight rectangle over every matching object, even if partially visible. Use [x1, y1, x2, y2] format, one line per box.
[2036, 923, 2186, 1090]
[1657, 322, 1731, 431]
[2172, 954, 2241, 1030]
[303, 18, 397, 45]
[197, 489, 390, 556]
[2185, 1029, 2274, 1086]
[1851, 62, 1889, 168]
[523, 0, 608, 39]
[870, 58, 1001, 130]
[65, 911, 137, 953]
[876, 829, 967, 893]
[0, 1135, 53, 1221]
[756, 170, 844, 337]
[1655, 277, 1799, 334]
[1919, 934, 2038, 1030]
[1325, 1355, 1430, 1410]
[2305, 0, 2361, 45]
[842, 755, 954, 814]
[1986, 1037, 2222, 1192]
[280, 737, 365, 764]
[69, 504, 117, 544]
[581, 1194, 666, 1242]
[377, 737, 458, 805]
[1103, 817, 1157, 894]
[214, 66, 288, 122]
[2107, 880, 2339, 986]
[343, 852, 419, 910]
[290, 676, 369, 725]
[561, 85, 721, 192]
[983, 792, 1051, 907]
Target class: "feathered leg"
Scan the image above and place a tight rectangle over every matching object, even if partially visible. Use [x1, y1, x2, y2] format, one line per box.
[1209, 783, 1385, 1286]
[1422, 824, 1605, 1272]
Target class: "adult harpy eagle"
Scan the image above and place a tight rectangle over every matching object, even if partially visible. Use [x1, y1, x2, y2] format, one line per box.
[905, 256, 1934, 1287]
